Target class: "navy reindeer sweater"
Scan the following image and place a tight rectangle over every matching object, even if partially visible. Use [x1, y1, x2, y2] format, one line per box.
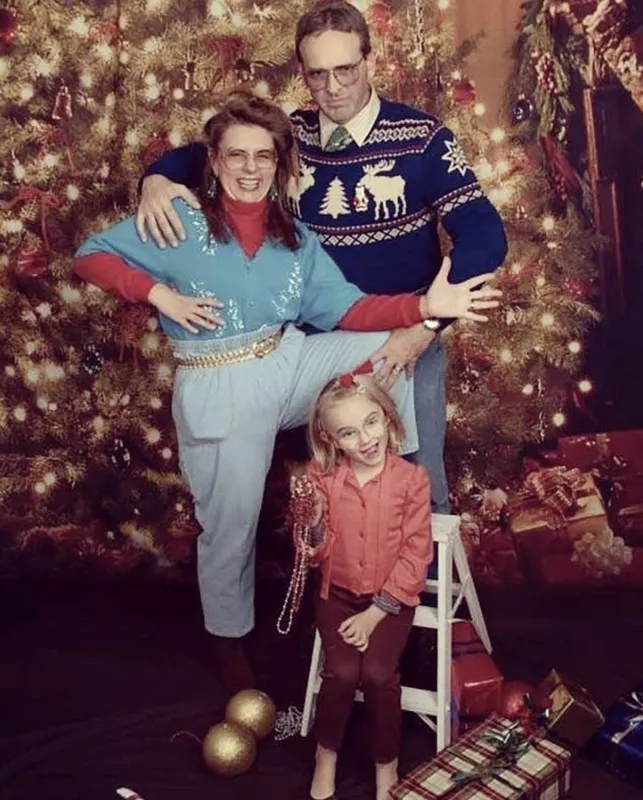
[144, 97, 507, 296]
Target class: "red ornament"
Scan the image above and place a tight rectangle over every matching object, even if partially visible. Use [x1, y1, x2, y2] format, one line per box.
[500, 680, 536, 719]
[0, 7, 18, 45]
[15, 247, 49, 278]
[451, 79, 476, 107]
[367, 1, 392, 35]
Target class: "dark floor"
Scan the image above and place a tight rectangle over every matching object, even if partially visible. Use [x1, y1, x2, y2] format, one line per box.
[1, 574, 642, 800]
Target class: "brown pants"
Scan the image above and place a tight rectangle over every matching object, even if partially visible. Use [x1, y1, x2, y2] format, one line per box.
[314, 584, 414, 764]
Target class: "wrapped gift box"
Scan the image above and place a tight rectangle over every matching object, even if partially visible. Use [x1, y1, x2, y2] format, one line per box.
[588, 686, 643, 787]
[557, 431, 643, 543]
[508, 470, 607, 559]
[557, 431, 643, 476]
[537, 669, 604, 747]
[452, 621, 503, 721]
[390, 714, 571, 799]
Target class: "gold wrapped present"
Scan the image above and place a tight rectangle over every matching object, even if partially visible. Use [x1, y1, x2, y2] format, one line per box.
[508, 469, 607, 558]
[538, 669, 604, 747]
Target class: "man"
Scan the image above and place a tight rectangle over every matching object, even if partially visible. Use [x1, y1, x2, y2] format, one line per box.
[135, 0, 507, 514]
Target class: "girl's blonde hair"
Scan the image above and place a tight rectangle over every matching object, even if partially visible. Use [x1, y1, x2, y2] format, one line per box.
[308, 373, 406, 474]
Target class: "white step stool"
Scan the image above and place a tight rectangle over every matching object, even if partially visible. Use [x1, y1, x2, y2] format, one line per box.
[299, 513, 491, 752]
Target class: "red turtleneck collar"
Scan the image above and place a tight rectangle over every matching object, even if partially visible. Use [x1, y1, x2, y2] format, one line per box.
[222, 192, 269, 260]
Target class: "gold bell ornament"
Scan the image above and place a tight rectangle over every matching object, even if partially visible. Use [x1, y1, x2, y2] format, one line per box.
[225, 689, 277, 740]
[201, 721, 257, 777]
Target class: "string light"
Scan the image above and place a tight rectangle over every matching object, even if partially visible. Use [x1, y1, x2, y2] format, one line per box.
[437, 0, 451, 9]
[490, 128, 505, 143]
[522, 383, 534, 396]
[542, 215, 555, 232]
[552, 412, 566, 427]
[578, 379, 592, 393]
[568, 341, 582, 354]
[146, 428, 161, 445]
[500, 348, 513, 363]
[541, 312, 554, 327]
[474, 103, 486, 116]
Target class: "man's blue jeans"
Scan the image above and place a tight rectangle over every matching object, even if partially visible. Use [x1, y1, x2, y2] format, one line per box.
[407, 335, 450, 515]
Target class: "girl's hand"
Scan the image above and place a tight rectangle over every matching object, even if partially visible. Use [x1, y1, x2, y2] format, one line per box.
[338, 605, 386, 652]
[421, 256, 502, 321]
[147, 283, 224, 334]
[290, 474, 323, 527]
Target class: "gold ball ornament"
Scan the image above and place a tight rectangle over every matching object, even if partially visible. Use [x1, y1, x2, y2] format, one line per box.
[225, 689, 277, 740]
[201, 721, 256, 777]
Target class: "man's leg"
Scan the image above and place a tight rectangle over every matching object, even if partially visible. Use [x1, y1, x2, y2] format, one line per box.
[409, 337, 450, 513]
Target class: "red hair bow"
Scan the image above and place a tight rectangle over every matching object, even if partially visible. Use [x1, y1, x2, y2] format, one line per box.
[337, 360, 373, 388]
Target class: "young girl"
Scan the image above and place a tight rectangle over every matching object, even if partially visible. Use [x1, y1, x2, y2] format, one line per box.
[293, 367, 433, 800]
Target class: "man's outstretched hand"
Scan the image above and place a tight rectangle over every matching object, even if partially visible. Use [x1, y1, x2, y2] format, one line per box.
[136, 175, 200, 248]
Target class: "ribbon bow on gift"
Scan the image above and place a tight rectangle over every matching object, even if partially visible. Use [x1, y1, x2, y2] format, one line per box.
[514, 467, 589, 528]
[611, 691, 643, 745]
[450, 723, 532, 787]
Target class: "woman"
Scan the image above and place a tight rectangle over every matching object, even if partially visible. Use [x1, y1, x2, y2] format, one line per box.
[74, 92, 499, 694]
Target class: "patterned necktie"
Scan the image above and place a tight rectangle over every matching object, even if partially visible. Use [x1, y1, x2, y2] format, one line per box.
[324, 125, 353, 152]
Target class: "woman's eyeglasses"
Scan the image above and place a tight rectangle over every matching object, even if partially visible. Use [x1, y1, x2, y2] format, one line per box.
[221, 149, 277, 171]
[303, 56, 365, 91]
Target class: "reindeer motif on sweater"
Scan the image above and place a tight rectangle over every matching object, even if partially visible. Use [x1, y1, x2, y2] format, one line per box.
[354, 160, 407, 221]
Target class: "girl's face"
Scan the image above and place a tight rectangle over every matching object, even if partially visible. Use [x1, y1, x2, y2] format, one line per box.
[211, 123, 277, 203]
[322, 393, 389, 470]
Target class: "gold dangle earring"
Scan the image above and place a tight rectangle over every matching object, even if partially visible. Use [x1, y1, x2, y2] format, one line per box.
[206, 176, 218, 199]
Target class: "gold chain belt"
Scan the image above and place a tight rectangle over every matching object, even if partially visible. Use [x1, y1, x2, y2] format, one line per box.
[176, 330, 282, 370]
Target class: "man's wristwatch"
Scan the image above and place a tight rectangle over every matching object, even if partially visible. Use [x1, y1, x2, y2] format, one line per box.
[423, 318, 441, 331]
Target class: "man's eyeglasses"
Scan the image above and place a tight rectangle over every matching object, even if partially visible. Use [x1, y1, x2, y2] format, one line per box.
[221, 149, 277, 171]
[303, 56, 365, 91]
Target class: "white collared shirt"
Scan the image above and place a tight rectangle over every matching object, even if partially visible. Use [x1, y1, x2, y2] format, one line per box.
[319, 90, 381, 149]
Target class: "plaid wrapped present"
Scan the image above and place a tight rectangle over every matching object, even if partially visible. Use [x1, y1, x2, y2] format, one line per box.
[390, 714, 571, 799]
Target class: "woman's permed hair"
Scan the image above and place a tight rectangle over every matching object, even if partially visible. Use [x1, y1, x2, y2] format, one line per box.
[308, 374, 405, 474]
[199, 91, 301, 250]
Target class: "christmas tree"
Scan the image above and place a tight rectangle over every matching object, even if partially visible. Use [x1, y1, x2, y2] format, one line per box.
[319, 177, 351, 219]
[0, 0, 599, 575]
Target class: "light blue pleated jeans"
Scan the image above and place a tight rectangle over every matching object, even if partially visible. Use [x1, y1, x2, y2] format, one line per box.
[171, 324, 418, 637]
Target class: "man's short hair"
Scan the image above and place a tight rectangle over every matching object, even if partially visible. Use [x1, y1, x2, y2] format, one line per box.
[295, 0, 372, 63]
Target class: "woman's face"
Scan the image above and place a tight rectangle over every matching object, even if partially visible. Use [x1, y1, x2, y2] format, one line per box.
[212, 123, 278, 203]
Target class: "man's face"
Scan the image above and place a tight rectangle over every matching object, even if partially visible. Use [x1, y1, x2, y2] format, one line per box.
[299, 30, 374, 126]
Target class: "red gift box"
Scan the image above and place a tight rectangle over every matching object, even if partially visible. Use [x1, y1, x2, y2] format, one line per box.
[557, 431, 643, 476]
[452, 621, 503, 728]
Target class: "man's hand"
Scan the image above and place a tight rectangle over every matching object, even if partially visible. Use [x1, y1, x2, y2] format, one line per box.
[369, 324, 435, 387]
[421, 256, 502, 321]
[147, 284, 224, 334]
[136, 175, 201, 249]
[338, 605, 387, 652]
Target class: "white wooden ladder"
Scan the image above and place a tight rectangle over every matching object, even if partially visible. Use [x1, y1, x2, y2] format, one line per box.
[299, 513, 492, 752]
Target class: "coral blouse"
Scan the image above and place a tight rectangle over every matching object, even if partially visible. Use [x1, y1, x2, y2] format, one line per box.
[308, 454, 433, 607]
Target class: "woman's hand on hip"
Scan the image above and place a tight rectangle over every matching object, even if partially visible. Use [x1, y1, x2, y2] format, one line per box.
[147, 284, 224, 334]
[136, 175, 200, 249]
[421, 256, 502, 321]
